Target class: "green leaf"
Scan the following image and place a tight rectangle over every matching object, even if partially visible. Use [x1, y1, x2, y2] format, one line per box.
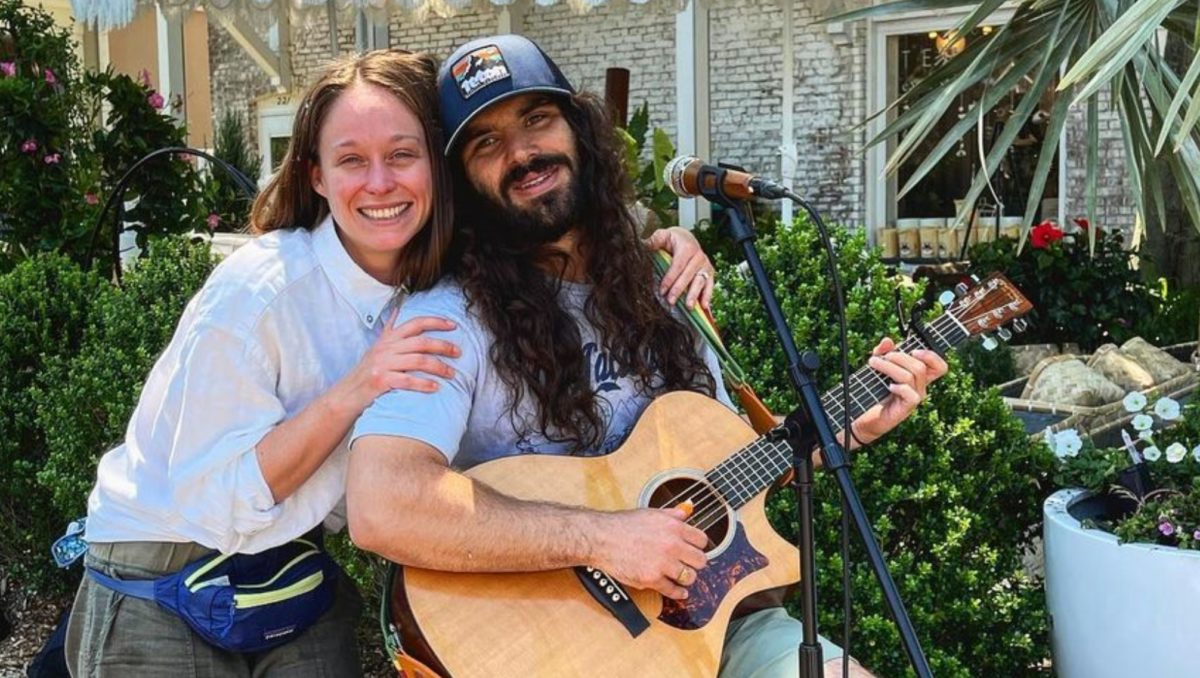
[1062, 0, 1186, 102]
[651, 129, 675, 192]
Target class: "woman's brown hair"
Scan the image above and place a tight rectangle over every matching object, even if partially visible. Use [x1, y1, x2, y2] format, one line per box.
[249, 50, 452, 290]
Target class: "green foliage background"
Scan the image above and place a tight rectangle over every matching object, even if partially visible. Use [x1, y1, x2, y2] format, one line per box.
[709, 215, 1056, 677]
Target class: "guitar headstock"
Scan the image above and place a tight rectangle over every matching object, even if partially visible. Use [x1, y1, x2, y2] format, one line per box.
[945, 273, 1033, 338]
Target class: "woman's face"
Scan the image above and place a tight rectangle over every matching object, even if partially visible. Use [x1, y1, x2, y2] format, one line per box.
[311, 81, 433, 283]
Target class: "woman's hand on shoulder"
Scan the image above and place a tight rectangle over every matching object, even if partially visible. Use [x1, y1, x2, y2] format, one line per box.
[334, 310, 460, 415]
[645, 226, 716, 311]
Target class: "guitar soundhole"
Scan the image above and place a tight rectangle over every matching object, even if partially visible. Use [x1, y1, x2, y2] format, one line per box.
[647, 477, 731, 555]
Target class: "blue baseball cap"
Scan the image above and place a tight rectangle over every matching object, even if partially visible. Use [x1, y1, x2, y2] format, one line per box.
[437, 34, 575, 156]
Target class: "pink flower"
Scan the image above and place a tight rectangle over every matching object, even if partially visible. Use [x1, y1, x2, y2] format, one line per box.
[1159, 520, 1176, 537]
[43, 68, 56, 85]
[147, 91, 165, 109]
[20, 139, 37, 154]
[1, 62, 15, 77]
[206, 212, 220, 229]
[43, 153, 61, 165]
[85, 192, 99, 205]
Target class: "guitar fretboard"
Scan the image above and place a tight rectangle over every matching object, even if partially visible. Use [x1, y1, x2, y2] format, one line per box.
[704, 311, 970, 510]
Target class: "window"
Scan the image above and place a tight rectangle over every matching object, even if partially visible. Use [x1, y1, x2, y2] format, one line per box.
[256, 94, 298, 187]
[867, 11, 1065, 261]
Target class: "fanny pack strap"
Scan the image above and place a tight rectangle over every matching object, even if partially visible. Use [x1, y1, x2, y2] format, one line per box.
[86, 568, 159, 600]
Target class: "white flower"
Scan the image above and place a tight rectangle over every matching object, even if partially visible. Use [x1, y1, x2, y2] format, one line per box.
[1166, 442, 1188, 463]
[1139, 429, 1156, 442]
[1144, 445, 1163, 461]
[1053, 429, 1083, 458]
[1154, 397, 1182, 421]
[1193, 445, 1200, 462]
[1132, 414, 1155, 432]
[1123, 392, 1148, 413]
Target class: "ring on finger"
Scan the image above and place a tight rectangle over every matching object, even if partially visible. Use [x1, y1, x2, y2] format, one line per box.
[677, 565, 694, 585]
[696, 270, 710, 282]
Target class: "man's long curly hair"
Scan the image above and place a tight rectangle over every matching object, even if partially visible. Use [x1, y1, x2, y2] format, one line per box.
[450, 92, 715, 453]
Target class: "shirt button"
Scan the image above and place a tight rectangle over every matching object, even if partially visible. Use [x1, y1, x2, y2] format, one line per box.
[366, 314, 374, 324]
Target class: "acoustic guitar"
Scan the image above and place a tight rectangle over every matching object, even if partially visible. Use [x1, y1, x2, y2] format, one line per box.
[386, 273, 1032, 678]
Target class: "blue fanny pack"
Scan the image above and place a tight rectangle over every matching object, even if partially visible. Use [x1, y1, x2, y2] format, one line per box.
[87, 535, 338, 653]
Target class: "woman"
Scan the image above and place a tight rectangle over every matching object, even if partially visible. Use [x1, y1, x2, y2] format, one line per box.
[65, 49, 715, 677]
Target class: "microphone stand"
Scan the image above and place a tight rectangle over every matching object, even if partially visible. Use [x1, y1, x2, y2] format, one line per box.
[694, 165, 933, 678]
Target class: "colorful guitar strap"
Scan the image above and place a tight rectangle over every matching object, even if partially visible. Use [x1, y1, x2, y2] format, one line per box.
[652, 250, 775, 435]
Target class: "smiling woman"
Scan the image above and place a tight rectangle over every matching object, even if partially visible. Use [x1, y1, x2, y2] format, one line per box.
[310, 82, 434, 283]
[63, 50, 462, 678]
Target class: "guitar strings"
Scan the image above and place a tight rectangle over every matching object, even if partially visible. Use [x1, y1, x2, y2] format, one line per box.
[679, 291, 1006, 533]
[656, 307, 979, 539]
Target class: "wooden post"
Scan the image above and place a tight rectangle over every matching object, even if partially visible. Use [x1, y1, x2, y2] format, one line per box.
[605, 67, 630, 127]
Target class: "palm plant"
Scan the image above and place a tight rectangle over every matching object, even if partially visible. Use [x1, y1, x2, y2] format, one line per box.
[834, 0, 1200, 251]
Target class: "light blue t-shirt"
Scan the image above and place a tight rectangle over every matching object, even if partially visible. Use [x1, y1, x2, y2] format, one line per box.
[351, 278, 734, 471]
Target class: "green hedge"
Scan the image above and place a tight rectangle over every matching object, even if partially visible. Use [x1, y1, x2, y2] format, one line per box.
[0, 253, 108, 591]
[33, 237, 218, 523]
[0, 239, 216, 593]
[709, 216, 1055, 676]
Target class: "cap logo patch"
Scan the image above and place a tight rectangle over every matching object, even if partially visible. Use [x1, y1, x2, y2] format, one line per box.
[452, 45, 511, 99]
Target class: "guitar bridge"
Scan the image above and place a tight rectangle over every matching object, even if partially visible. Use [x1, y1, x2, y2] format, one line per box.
[573, 566, 650, 638]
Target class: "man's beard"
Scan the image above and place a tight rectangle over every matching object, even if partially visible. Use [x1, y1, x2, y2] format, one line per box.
[480, 153, 581, 251]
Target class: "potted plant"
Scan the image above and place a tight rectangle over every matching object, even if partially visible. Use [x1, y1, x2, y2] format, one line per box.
[1044, 393, 1200, 677]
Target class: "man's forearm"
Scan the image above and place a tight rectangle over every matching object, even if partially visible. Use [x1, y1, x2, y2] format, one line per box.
[347, 436, 602, 572]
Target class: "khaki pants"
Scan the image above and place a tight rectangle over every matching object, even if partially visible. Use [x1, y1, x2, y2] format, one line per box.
[65, 540, 363, 678]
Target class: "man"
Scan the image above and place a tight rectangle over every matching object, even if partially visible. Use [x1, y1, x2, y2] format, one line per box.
[347, 34, 947, 677]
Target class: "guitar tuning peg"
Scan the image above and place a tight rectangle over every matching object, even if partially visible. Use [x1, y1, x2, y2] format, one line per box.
[1012, 318, 1028, 333]
[969, 274, 981, 284]
[996, 327, 1013, 342]
[981, 335, 999, 351]
[953, 282, 970, 297]
[938, 290, 956, 306]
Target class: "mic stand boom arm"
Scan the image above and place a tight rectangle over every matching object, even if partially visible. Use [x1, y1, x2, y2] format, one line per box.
[697, 164, 933, 678]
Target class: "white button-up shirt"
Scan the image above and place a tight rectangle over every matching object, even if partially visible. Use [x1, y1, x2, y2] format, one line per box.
[85, 215, 400, 554]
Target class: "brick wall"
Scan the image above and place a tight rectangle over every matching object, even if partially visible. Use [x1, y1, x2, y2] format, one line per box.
[207, 22, 275, 150]
[206, 0, 1134, 232]
[387, 7, 496, 56]
[1064, 87, 1137, 229]
[290, 10, 358, 88]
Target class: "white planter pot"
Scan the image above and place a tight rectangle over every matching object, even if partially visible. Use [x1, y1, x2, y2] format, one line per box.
[1044, 488, 1200, 677]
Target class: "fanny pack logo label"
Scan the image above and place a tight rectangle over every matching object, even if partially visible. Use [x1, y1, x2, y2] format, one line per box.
[452, 45, 510, 99]
[264, 625, 297, 641]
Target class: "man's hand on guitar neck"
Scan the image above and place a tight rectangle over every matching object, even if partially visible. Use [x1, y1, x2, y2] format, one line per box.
[347, 438, 709, 600]
[846, 337, 948, 446]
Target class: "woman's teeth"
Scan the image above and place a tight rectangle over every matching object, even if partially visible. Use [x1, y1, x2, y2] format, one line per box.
[361, 205, 406, 220]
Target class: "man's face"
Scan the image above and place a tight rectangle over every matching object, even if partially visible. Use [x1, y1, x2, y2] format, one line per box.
[458, 94, 580, 247]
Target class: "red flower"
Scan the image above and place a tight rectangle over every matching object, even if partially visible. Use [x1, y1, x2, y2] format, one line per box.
[1073, 217, 1090, 231]
[1030, 220, 1064, 248]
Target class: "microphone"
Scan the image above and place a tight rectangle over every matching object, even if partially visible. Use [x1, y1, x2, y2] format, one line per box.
[663, 156, 789, 201]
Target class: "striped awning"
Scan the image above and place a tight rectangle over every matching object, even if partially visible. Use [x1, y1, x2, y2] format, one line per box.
[72, 0, 680, 31]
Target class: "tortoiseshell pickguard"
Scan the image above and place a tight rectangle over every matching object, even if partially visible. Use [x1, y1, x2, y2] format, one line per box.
[658, 522, 767, 630]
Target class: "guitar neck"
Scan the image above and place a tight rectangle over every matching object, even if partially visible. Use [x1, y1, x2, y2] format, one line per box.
[704, 310, 971, 511]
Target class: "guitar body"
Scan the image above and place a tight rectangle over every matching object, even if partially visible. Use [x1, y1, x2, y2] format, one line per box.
[390, 392, 801, 678]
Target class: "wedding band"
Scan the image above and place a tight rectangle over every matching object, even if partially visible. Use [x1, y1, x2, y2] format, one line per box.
[677, 566, 693, 585]
[697, 271, 710, 282]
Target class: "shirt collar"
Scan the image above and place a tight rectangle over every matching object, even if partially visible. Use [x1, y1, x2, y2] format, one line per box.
[312, 215, 398, 329]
